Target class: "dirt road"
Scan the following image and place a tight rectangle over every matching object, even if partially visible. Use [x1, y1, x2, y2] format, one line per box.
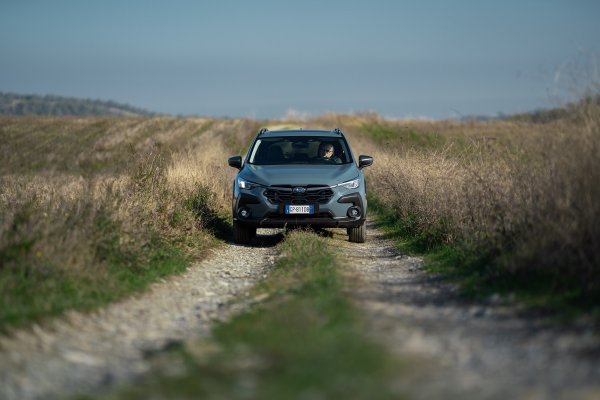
[333, 221, 600, 399]
[1, 222, 598, 399]
[0, 232, 282, 400]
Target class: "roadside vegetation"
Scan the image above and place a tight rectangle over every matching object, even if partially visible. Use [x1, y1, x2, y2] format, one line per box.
[0, 116, 259, 330]
[97, 231, 401, 400]
[309, 98, 599, 318]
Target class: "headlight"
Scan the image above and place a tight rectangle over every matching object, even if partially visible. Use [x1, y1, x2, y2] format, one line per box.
[331, 178, 360, 189]
[237, 178, 260, 190]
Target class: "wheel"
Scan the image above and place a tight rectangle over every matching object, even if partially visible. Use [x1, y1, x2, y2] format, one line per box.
[233, 221, 256, 244]
[348, 223, 366, 243]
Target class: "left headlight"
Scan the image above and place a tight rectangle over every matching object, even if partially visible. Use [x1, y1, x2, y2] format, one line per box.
[331, 178, 360, 189]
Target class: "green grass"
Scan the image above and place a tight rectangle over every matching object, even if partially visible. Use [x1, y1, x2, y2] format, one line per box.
[0, 243, 189, 329]
[98, 231, 404, 400]
[367, 196, 449, 254]
[360, 122, 446, 149]
[370, 197, 600, 322]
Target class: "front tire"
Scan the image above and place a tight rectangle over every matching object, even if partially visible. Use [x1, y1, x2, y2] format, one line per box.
[348, 223, 366, 243]
[233, 221, 256, 245]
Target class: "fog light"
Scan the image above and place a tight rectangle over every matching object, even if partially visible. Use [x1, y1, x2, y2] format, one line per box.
[239, 208, 251, 218]
[348, 207, 361, 218]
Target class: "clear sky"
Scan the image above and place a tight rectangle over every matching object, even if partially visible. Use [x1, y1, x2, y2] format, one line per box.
[1, 0, 599, 118]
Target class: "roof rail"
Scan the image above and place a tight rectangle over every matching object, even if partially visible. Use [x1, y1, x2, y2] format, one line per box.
[333, 128, 343, 135]
[257, 127, 269, 136]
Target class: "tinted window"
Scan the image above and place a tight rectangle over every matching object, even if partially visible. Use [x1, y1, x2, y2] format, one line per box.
[248, 137, 352, 165]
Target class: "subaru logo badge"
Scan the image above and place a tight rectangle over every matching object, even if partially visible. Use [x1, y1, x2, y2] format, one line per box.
[292, 187, 306, 194]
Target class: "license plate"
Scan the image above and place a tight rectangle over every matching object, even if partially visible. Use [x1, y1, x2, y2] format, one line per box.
[285, 205, 314, 214]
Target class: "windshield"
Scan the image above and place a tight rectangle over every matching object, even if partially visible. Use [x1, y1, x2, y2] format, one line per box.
[248, 136, 353, 165]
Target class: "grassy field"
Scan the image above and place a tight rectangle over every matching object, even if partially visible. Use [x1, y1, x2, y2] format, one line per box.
[2, 99, 598, 329]
[0, 116, 260, 329]
[94, 231, 402, 400]
[306, 101, 600, 318]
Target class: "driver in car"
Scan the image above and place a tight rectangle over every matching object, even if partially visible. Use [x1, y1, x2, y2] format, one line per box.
[317, 142, 342, 164]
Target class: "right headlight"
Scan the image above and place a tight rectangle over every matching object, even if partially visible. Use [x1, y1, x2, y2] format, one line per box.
[237, 177, 260, 190]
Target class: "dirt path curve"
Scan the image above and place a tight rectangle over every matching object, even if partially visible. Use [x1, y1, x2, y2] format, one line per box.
[332, 221, 600, 400]
[0, 232, 282, 400]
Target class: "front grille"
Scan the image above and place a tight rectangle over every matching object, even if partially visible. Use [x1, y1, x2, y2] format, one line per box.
[264, 185, 334, 205]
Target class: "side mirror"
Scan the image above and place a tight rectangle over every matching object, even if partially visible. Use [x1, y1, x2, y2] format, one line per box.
[358, 155, 373, 169]
[228, 155, 242, 169]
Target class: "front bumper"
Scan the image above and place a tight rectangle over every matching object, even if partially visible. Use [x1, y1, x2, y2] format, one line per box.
[232, 189, 367, 228]
[235, 216, 365, 228]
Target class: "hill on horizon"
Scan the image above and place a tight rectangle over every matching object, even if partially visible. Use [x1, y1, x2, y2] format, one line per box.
[2, 91, 598, 121]
[0, 92, 157, 117]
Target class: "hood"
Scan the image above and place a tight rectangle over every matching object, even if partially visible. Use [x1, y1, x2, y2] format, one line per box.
[242, 164, 358, 186]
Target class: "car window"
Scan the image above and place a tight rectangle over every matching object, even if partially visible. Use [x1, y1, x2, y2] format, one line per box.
[248, 137, 352, 165]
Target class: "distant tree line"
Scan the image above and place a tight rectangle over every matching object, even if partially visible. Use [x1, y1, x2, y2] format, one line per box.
[459, 94, 600, 123]
[0, 92, 157, 116]
[509, 94, 600, 124]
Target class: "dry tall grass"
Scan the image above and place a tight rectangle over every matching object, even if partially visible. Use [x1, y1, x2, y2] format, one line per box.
[325, 105, 600, 296]
[0, 116, 255, 326]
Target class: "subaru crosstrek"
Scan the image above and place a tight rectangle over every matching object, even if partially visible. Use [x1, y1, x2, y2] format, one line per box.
[227, 128, 373, 244]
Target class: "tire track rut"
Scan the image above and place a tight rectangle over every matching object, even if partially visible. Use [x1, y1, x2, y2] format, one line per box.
[331, 220, 600, 399]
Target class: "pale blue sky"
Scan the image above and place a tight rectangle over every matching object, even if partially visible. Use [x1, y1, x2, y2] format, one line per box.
[1, 0, 599, 118]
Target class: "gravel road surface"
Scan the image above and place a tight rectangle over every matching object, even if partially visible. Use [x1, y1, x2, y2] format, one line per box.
[1, 222, 598, 400]
[333, 221, 600, 400]
[0, 232, 282, 400]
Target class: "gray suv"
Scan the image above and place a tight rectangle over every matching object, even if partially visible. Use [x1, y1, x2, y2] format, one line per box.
[227, 128, 373, 244]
